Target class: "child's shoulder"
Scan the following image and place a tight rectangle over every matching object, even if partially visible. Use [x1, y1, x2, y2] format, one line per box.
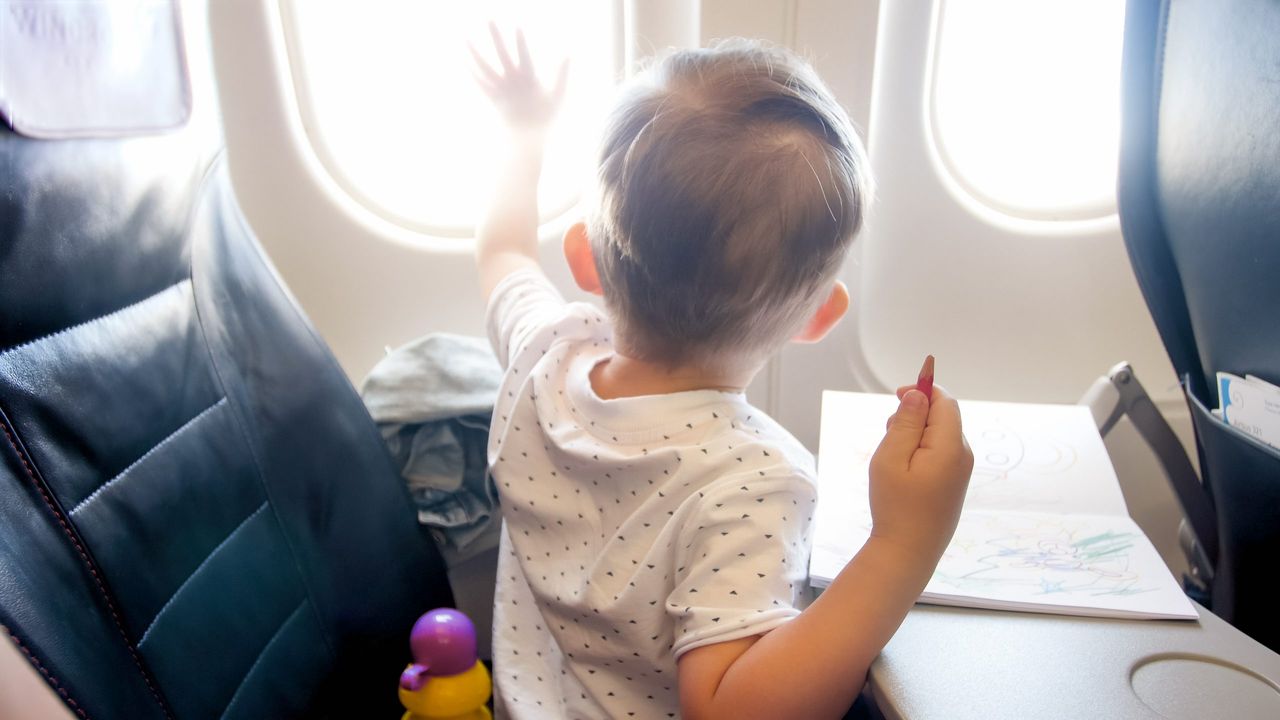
[723, 405, 816, 479]
[678, 405, 818, 504]
[488, 268, 613, 373]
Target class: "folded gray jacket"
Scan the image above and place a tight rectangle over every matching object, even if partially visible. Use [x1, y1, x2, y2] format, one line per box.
[361, 333, 502, 566]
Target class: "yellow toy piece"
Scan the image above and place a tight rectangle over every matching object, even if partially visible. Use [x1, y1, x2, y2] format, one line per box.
[399, 659, 492, 720]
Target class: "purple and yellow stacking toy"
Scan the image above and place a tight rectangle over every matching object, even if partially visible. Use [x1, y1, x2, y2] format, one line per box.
[398, 608, 492, 720]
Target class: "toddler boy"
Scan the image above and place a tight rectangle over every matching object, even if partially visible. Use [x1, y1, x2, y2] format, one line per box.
[470, 29, 973, 719]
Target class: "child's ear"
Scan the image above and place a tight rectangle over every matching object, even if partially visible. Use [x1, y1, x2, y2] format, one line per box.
[563, 221, 604, 296]
[793, 281, 849, 343]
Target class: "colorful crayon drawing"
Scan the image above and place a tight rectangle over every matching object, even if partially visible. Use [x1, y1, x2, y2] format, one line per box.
[933, 513, 1158, 599]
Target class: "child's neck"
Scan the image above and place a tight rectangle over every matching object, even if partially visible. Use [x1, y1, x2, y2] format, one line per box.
[589, 352, 757, 400]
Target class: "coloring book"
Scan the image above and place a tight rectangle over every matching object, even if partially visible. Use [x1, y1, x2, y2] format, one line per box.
[809, 392, 1197, 620]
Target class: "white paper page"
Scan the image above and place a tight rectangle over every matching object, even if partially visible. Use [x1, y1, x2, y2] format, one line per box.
[811, 509, 1196, 619]
[815, 392, 1129, 519]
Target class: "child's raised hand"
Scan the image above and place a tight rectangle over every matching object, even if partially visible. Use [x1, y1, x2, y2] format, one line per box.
[470, 24, 569, 134]
[866, 384, 974, 565]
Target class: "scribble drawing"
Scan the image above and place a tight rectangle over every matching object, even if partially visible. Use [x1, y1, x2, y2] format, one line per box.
[933, 515, 1159, 598]
[962, 418, 1083, 509]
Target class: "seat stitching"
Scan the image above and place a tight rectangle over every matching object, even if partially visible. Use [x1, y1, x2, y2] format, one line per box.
[3, 623, 92, 719]
[69, 397, 228, 517]
[217, 601, 307, 720]
[0, 411, 175, 718]
[0, 280, 191, 359]
[138, 501, 269, 648]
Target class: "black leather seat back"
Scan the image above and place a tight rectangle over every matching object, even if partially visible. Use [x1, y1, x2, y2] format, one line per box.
[1119, 0, 1280, 649]
[0, 31, 450, 720]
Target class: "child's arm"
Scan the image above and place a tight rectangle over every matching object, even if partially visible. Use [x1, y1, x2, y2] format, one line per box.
[470, 25, 568, 303]
[678, 386, 973, 720]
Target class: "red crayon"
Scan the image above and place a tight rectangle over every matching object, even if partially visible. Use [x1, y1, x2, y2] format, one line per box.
[915, 355, 935, 402]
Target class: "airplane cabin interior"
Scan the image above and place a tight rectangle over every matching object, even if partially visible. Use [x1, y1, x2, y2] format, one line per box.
[2, 0, 1279, 718]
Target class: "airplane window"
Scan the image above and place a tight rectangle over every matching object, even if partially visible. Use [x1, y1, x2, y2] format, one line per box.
[281, 0, 619, 238]
[929, 0, 1126, 221]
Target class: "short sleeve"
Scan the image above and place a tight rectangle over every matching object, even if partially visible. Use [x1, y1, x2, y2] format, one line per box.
[485, 269, 569, 370]
[667, 475, 817, 659]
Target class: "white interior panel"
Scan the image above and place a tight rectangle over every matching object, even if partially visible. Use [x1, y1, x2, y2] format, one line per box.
[856, 0, 1177, 408]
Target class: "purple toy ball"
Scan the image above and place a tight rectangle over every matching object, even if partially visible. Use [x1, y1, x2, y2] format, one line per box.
[409, 608, 477, 677]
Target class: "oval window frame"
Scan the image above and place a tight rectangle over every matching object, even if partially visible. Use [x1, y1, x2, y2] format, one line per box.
[922, 0, 1126, 227]
[276, 0, 625, 241]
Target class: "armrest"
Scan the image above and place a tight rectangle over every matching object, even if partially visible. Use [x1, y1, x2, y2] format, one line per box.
[1078, 362, 1215, 591]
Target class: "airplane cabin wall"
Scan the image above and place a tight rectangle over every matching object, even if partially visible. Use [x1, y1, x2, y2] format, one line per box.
[210, 0, 1192, 581]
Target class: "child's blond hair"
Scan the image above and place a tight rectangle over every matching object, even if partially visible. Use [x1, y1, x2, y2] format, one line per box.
[589, 39, 871, 367]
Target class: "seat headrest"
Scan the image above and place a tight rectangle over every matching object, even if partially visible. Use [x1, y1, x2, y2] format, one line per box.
[0, 0, 190, 138]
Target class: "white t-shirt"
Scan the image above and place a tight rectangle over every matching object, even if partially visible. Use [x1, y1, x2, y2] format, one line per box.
[486, 270, 817, 720]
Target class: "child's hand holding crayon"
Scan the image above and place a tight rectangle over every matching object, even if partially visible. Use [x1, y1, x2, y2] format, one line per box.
[867, 356, 974, 566]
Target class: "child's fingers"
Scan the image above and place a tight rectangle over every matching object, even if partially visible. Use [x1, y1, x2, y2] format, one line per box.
[885, 384, 920, 430]
[871, 390, 929, 473]
[489, 22, 515, 73]
[471, 68, 500, 100]
[469, 44, 502, 87]
[922, 386, 960, 427]
[551, 58, 570, 104]
[515, 28, 533, 72]
[919, 386, 967, 456]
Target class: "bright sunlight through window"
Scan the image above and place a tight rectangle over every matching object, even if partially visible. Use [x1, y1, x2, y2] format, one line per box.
[930, 0, 1126, 220]
[283, 1, 618, 237]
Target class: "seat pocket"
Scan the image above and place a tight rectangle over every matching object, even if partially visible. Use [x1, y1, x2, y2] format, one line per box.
[1184, 383, 1280, 651]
